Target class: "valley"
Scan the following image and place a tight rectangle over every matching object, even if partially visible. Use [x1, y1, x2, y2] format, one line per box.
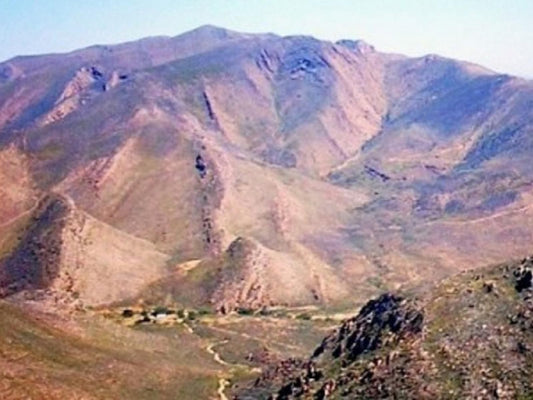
[0, 297, 346, 399]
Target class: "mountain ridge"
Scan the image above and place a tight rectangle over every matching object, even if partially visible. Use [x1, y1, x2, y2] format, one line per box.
[0, 25, 532, 313]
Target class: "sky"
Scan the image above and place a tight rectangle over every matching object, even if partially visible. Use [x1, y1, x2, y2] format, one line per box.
[1, 0, 532, 78]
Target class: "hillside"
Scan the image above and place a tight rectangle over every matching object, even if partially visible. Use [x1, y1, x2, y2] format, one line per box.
[0, 25, 532, 312]
[238, 258, 533, 399]
[0, 299, 224, 399]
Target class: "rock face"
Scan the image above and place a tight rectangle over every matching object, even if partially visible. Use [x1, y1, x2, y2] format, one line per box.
[311, 294, 423, 363]
[0, 25, 532, 309]
[245, 294, 424, 399]
[39, 66, 109, 126]
[239, 260, 533, 399]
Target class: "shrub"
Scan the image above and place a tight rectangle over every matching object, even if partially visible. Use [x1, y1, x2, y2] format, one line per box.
[236, 307, 254, 316]
[258, 307, 272, 316]
[296, 313, 312, 320]
[152, 306, 172, 315]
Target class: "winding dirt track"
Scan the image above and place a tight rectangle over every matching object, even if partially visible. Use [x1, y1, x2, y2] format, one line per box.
[205, 340, 231, 400]
[421, 202, 533, 227]
[206, 340, 230, 366]
[216, 379, 230, 400]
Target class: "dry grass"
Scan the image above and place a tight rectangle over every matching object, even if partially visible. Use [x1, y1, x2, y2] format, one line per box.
[0, 300, 223, 399]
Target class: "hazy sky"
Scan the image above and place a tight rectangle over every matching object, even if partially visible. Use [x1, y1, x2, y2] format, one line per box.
[1, 0, 532, 78]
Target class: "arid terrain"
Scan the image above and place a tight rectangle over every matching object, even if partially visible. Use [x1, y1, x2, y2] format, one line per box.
[0, 25, 532, 398]
[237, 258, 533, 399]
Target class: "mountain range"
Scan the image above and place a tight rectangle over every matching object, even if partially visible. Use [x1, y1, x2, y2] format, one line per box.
[1, 25, 533, 399]
[1, 25, 532, 312]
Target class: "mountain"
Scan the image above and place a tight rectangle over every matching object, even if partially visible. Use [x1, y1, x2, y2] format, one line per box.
[238, 258, 533, 399]
[0, 25, 532, 313]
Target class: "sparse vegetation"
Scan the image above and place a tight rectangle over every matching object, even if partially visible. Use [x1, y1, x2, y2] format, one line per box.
[122, 308, 134, 318]
[236, 307, 254, 316]
[295, 313, 311, 320]
[0, 22, 532, 400]
[151, 305, 172, 315]
[239, 260, 533, 399]
[0, 301, 221, 400]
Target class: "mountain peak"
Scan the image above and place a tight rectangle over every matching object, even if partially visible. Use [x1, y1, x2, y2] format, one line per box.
[336, 39, 375, 54]
[188, 24, 230, 34]
[177, 24, 250, 41]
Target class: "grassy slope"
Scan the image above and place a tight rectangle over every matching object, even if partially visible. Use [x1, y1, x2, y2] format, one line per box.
[0, 301, 222, 399]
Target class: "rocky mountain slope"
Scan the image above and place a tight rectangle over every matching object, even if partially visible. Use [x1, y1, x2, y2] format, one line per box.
[0, 25, 532, 312]
[239, 258, 533, 399]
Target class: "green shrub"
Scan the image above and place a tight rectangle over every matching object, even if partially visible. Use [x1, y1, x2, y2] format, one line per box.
[152, 306, 172, 315]
[236, 307, 254, 316]
[296, 313, 312, 320]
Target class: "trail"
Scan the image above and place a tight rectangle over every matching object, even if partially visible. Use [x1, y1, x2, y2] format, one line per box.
[204, 340, 236, 400]
[206, 340, 230, 366]
[182, 322, 194, 334]
[421, 202, 533, 228]
[203, 333, 262, 399]
[205, 336, 261, 372]
[216, 378, 230, 400]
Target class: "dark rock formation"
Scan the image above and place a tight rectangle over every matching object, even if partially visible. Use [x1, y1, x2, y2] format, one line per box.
[195, 154, 207, 178]
[312, 293, 423, 363]
[242, 293, 424, 399]
[514, 260, 532, 292]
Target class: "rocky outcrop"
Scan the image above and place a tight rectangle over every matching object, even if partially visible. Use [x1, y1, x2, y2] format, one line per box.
[311, 294, 423, 363]
[39, 66, 105, 126]
[336, 39, 375, 54]
[514, 257, 532, 292]
[241, 293, 424, 399]
[211, 237, 273, 313]
[39, 66, 129, 126]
